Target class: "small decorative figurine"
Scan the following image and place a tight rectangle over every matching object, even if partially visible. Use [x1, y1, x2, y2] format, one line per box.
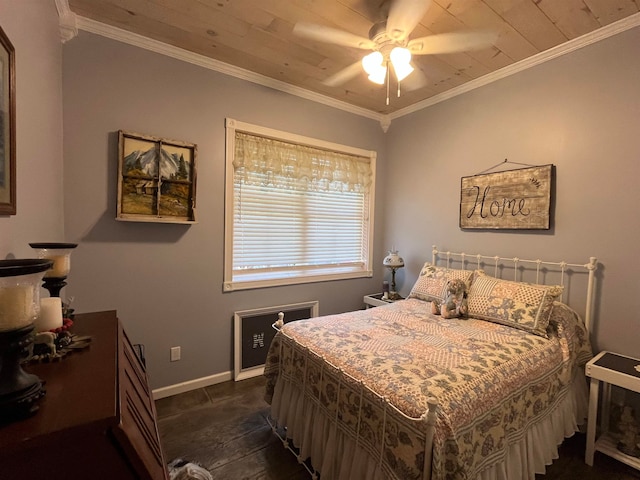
[34, 331, 58, 356]
[274, 312, 285, 329]
[432, 279, 468, 319]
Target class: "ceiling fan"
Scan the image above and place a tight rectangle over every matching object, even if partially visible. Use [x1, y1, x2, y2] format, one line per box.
[293, 0, 498, 103]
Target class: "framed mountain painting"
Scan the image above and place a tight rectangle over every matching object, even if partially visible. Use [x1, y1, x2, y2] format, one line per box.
[117, 130, 197, 223]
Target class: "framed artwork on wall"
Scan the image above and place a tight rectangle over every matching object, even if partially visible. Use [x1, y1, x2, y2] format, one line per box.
[460, 164, 554, 230]
[117, 130, 197, 223]
[0, 25, 16, 215]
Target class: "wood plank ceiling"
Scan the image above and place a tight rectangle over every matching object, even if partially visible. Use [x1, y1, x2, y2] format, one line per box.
[67, 0, 640, 115]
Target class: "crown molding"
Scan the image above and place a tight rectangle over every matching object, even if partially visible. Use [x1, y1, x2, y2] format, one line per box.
[389, 12, 640, 121]
[68, 10, 640, 131]
[55, 0, 78, 43]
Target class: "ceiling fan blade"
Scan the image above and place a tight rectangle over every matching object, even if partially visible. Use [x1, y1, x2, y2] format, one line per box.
[322, 61, 364, 87]
[386, 0, 432, 41]
[408, 31, 498, 55]
[293, 22, 375, 50]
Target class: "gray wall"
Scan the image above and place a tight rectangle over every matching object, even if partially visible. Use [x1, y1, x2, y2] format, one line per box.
[62, 32, 387, 389]
[385, 26, 640, 358]
[0, 0, 64, 256]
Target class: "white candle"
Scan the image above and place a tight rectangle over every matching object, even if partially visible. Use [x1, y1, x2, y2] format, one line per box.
[44, 254, 71, 278]
[0, 286, 36, 332]
[35, 297, 63, 332]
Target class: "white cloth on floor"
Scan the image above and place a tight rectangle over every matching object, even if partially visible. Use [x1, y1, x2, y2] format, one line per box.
[168, 459, 213, 480]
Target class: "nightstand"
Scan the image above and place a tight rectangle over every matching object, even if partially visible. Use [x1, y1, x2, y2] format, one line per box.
[585, 350, 640, 470]
[363, 293, 404, 308]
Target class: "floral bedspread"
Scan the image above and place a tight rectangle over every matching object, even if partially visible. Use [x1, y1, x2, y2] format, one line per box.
[264, 298, 592, 480]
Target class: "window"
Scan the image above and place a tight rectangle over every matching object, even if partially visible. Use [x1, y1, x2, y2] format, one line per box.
[224, 119, 376, 291]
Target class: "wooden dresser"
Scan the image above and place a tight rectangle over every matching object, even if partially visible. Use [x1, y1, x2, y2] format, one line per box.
[0, 310, 169, 479]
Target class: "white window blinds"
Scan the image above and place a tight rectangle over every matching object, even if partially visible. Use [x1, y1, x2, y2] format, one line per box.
[224, 119, 376, 291]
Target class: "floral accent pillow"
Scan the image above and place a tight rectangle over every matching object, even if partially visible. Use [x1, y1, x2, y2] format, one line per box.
[408, 263, 475, 303]
[467, 272, 564, 337]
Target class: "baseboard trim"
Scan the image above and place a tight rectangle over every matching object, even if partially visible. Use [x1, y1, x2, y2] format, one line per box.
[152, 371, 232, 400]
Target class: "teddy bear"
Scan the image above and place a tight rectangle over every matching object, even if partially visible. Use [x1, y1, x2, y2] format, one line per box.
[431, 278, 469, 319]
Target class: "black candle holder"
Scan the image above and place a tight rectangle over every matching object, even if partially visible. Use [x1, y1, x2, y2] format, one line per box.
[29, 243, 78, 298]
[0, 259, 53, 421]
[41, 276, 67, 298]
[0, 324, 45, 419]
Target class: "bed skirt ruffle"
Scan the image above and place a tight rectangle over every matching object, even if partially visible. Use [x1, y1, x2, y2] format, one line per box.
[269, 368, 589, 480]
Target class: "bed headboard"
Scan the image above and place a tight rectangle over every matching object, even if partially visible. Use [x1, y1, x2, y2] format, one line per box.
[431, 245, 598, 334]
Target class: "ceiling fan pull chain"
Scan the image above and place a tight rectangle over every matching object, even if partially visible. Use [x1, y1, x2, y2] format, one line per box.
[397, 80, 401, 98]
[386, 63, 390, 106]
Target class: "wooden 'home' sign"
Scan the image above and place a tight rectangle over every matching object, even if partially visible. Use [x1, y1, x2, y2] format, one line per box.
[460, 164, 554, 230]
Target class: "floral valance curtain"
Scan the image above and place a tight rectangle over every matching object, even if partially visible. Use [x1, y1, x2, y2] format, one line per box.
[234, 132, 373, 193]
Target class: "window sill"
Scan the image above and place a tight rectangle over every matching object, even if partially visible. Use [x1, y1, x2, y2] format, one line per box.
[223, 268, 373, 292]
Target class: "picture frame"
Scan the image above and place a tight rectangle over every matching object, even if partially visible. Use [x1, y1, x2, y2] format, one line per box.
[234, 301, 319, 381]
[460, 164, 554, 230]
[0, 25, 16, 215]
[117, 130, 197, 223]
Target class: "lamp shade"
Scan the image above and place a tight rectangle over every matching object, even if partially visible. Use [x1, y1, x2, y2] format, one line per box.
[368, 65, 387, 84]
[362, 51, 383, 75]
[383, 250, 404, 268]
[390, 47, 414, 81]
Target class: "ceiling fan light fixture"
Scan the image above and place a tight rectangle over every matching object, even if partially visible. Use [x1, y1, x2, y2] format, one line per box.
[362, 51, 384, 75]
[293, 1, 502, 106]
[390, 46, 414, 81]
[368, 65, 387, 85]
[393, 62, 414, 82]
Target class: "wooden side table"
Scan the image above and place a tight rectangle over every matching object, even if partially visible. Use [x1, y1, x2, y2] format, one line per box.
[585, 350, 640, 470]
[363, 293, 404, 308]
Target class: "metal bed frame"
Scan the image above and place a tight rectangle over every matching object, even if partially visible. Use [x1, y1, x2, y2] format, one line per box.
[431, 246, 598, 332]
[268, 245, 598, 480]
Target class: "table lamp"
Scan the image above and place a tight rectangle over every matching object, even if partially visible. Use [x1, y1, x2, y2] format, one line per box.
[383, 249, 404, 300]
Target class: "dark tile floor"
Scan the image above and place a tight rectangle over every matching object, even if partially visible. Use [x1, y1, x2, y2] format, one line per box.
[157, 376, 308, 479]
[156, 376, 640, 479]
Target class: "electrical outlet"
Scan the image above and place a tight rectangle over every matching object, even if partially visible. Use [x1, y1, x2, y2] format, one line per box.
[170, 346, 181, 362]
